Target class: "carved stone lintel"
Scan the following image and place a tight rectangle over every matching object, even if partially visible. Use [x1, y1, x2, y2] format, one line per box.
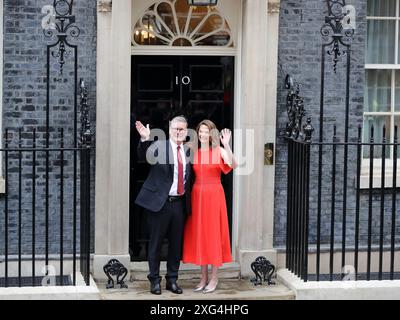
[268, 1, 280, 14]
[98, 0, 112, 13]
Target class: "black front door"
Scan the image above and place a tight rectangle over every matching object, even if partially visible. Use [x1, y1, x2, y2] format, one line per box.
[130, 55, 234, 261]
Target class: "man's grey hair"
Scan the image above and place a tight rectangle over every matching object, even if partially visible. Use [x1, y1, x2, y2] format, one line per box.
[170, 115, 188, 127]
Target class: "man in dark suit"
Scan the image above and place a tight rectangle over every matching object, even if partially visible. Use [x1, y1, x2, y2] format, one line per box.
[134, 116, 192, 295]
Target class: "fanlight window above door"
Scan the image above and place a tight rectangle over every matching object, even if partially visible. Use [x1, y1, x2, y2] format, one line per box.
[132, 0, 233, 47]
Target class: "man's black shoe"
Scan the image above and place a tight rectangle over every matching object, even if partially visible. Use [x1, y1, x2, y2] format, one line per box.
[166, 281, 183, 294]
[150, 282, 162, 295]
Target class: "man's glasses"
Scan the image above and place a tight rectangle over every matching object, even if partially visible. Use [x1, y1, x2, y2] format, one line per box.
[171, 127, 186, 132]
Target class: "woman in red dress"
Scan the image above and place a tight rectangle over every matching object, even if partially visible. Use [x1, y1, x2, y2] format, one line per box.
[182, 119, 237, 293]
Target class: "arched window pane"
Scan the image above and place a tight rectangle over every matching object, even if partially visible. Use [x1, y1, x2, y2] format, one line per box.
[132, 0, 232, 47]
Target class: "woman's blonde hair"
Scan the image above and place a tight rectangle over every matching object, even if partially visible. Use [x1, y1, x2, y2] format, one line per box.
[196, 119, 219, 148]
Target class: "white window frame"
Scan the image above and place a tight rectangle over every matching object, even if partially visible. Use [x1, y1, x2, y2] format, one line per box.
[362, 0, 400, 188]
[131, 0, 239, 56]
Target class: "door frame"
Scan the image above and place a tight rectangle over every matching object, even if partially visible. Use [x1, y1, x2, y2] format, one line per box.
[130, 7, 243, 263]
[130, 55, 242, 262]
[94, 0, 279, 280]
[129, 55, 236, 261]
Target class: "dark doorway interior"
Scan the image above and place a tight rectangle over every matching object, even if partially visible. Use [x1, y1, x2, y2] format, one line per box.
[129, 55, 234, 261]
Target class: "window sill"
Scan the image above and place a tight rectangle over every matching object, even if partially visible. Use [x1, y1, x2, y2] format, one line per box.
[359, 174, 400, 189]
[360, 160, 400, 189]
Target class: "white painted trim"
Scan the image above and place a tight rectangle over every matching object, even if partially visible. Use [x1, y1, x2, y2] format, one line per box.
[359, 159, 400, 188]
[361, 159, 400, 168]
[365, 64, 400, 69]
[367, 17, 398, 20]
[0, 273, 100, 300]
[359, 173, 400, 188]
[94, 0, 132, 267]
[396, 0, 399, 64]
[364, 112, 398, 115]
[231, 0, 243, 262]
[236, 0, 272, 265]
[278, 268, 400, 300]
[131, 46, 236, 56]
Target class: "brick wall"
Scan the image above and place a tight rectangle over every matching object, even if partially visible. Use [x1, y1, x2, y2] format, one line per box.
[273, 0, 390, 249]
[1, 0, 96, 256]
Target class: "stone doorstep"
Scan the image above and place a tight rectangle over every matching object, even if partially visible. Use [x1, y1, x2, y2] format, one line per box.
[130, 269, 240, 281]
[130, 261, 241, 271]
[129, 263, 241, 281]
[98, 263, 295, 300]
[97, 278, 295, 300]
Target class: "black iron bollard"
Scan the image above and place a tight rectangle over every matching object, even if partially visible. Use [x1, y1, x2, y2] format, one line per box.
[250, 256, 276, 286]
[103, 259, 128, 289]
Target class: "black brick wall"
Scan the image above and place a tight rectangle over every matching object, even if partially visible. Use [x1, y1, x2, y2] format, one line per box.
[1, 0, 96, 256]
[273, 0, 400, 250]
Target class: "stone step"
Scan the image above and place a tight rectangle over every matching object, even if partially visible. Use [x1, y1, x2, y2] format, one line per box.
[129, 262, 241, 281]
[97, 278, 295, 300]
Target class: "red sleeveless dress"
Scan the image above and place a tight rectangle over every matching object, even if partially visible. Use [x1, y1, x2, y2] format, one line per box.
[182, 147, 233, 267]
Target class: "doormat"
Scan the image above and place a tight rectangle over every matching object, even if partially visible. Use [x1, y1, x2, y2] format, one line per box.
[0, 275, 72, 287]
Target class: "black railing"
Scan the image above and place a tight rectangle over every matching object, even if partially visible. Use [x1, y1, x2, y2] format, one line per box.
[285, 125, 400, 282]
[0, 130, 91, 288]
[0, 0, 90, 288]
[79, 79, 91, 287]
[80, 138, 91, 286]
[0, 129, 90, 287]
[0, 81, 91, 288]
[283, 0, 400, 282]
[286, 138, 310, 281]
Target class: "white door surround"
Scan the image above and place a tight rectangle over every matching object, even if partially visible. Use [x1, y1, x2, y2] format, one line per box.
[93, 0, 280, 280]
